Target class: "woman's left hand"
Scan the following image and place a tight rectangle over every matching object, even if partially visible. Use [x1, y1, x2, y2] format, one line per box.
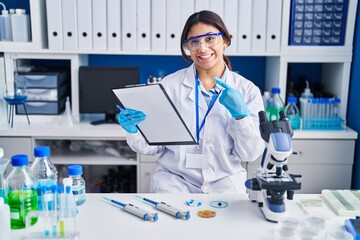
[214, 77, 250, 119]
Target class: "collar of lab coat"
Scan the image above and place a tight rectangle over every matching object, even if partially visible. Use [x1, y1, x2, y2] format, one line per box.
[183, 63, 230, 113]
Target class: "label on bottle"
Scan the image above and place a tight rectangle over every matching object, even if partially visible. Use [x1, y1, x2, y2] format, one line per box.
[72, 184, 85, 205]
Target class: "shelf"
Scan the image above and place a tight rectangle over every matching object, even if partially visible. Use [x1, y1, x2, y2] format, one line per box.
[51, 154, 137, 166]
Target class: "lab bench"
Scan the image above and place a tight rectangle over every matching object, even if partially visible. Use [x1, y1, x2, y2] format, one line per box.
[10, 193, 352, 240]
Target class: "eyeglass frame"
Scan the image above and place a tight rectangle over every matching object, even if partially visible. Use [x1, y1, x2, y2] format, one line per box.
[183, 32, 224, 50]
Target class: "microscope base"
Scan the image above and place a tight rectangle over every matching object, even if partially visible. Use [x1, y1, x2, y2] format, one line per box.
[259, 190, 288, 222]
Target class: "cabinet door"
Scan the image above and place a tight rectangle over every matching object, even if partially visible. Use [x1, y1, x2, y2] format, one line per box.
[247, 140, 355, 194]
[0, 137, 33, 160]
[139, 162, 157, 193]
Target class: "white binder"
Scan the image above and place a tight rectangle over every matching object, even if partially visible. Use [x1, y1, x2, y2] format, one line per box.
[107, 0, 121, 51]
[238, 0, 252, 52]
[224, 0, 238, 53]
[151, 0, 166, 51]
[77, 0, 92, 50]
[166, 0, 181, 52]
[46, 0, 63, 50]
[61, 0, 78, 50]
[180, 0, 194, 25]
[92, 0, 107, 50]
[266, 0, 282, 53]
[122, 0, 137, 51]
[195, 0, 209, 11]
[251, 0, 267, 52]
[209, 0, 224, 19]
[137, 0, 151, 51]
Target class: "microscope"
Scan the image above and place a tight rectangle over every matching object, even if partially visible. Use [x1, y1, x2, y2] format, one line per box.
[245, 111, 302, 222]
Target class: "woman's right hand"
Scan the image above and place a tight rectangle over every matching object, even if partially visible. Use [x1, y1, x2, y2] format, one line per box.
[117, 108, 146, 133]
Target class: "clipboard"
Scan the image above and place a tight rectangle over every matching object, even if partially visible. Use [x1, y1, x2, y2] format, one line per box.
[112, 84, 197, 145]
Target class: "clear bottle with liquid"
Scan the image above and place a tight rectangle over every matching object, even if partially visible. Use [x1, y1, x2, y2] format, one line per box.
[29, 146, 58, 211]
[266, 87, 285, 121]
[5, 154, 38, 229]
[285, 96, 301, 130]
[67, 165, 86, 206]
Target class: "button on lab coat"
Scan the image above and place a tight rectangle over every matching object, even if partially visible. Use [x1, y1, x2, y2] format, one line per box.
[126, 63, 265, 193]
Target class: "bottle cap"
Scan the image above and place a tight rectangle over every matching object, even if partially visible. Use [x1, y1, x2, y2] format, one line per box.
[11, 154, 28, 166]
[287, 96, 298, 104]
[34, 146, 50, 157]
[271, 87, 280, 94]
[301, 81, 313, 98]
[68, 164, 83, 176]
[1, 10, 9, 15]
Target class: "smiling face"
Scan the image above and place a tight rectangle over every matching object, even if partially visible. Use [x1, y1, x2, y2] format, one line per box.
[186, 23, 228, 74]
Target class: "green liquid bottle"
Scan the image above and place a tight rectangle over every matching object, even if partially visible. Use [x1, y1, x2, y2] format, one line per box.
[5, 154, 38, 229]
[266, 87, 285, 121]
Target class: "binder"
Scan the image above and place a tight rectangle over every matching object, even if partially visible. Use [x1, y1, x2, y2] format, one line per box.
[107, 0, 121, 51]
[77, 0, 93, 50]
[151, 0, 166, 51]
[195, 0, 209, 11]
[46, 0, 63, 50]
[251, 0, 267, 52]
[238, 0, 252, 52]
[223, 0, 238, 53]
[166, 0, 181, 52]
[122, 0, 137, 51]
[180, 0, 194, 25]
[61, 0, 78, 50]
[92, 0, 107, 50]
[209, 0, 224, 19]
[137, 0, 151, 51]
[266, 0, 282, 52]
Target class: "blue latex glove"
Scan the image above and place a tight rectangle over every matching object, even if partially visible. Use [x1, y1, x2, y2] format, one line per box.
[214, 77, 250, 118]
[117, 108, 146, 134]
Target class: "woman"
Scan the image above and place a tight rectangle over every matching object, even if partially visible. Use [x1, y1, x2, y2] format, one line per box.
[118, 10, 265, 193]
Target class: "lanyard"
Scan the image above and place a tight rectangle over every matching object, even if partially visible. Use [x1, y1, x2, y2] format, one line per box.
[195, 73, 220, 143]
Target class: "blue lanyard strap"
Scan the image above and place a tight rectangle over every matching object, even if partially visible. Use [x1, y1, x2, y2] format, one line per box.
[195, 73, 220, 143]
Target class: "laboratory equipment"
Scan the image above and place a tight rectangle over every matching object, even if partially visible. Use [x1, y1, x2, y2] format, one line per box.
[23, 184, 79, 240]
[135, 195, 190, 220]
[210, 199, 228, 208]
[266, 87, 285, 121]
[197, 209, 216, 218]
[5, 154, 38, 229]
[345, 216, 360, 239]
[0, 197, 10, 240]
[3, 81, 30, 128]
[11, 9, 30, 42]
[67, 165, 86, 206]
[30, 146, 58, 211]
[0, 2, 12, 41]
[0, 151, 9, 200]
[284, 96, 300, 130]
[245, 111, 301, 222]
[101, 197, 158, 222]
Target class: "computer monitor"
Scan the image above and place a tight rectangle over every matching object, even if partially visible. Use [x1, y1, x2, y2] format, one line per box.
[79, 66, 140, 125]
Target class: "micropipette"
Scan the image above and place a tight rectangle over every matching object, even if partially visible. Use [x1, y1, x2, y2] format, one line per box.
[135, 195, 190, 220]
[101, 197, 158, 222]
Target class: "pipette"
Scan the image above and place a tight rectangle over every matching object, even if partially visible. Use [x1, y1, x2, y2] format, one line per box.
[135, 195, 190, 220]
[101, 197, 158, 222]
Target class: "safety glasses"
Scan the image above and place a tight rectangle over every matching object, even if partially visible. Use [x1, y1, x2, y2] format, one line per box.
[184, 32, 224, 51]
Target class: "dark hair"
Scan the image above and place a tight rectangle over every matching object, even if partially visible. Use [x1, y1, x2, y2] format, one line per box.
[180, 10, 232, 71]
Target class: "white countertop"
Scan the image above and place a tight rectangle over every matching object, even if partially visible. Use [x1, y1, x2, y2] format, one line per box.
[0, 117, 357, 140]
[10, 193, 350, 240]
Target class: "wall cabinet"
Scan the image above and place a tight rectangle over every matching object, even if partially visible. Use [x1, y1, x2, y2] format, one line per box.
[0, 0, 358, 193]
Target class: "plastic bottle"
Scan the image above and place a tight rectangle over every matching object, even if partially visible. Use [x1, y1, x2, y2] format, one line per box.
[5, 154, 38, 229]
[299, 80, 314, 119]
[30, 146, 58, 211]
[11, 9, 30, 42]
[67, 165, 85, 206]
[0, 151, 9, 200]
[0, 9, 12, 41]
[285, 96, 301, 130]
[266, 87, 285, 121]
[0, 197, 10, 240]
[262, 91, 271, 110]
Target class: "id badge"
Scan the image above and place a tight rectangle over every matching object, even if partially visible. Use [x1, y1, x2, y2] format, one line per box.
[185, 152, 208, 169]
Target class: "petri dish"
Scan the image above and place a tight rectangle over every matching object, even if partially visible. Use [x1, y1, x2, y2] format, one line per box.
[274, 226, 296, 240]
[197, 209, 216, 218]
[210, 199, 228, 208]
[326, 229, 353, 240]
[277, 216, 301, 231]
[303, 216, 326, 232]
[298, 226, 320, 240]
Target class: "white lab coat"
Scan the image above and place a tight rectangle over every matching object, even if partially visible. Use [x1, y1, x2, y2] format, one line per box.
[126, 63, 265, 193]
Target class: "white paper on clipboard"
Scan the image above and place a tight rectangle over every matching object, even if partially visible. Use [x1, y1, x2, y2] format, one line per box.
[112, 84, 197, 145]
